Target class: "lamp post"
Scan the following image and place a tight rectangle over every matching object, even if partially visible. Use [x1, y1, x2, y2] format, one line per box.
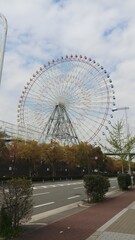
[0, 13, 8, 84]
[40, 158, 45, 183]
[50, 141, 56, 181]
[112, 107, 131, 174]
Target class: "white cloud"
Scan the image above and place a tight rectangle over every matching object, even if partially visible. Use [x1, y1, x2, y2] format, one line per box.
[0, 0, 135, 141]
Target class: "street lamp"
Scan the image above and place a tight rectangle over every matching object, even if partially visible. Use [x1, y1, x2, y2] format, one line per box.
[112, 107, 131, 174]
[40, 158, 45, 183]
[50, 141, 56, 181]
[0, 13, 8, 84]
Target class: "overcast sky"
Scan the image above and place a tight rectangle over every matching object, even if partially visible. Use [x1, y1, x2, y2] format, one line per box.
[0, 0, 135, 138]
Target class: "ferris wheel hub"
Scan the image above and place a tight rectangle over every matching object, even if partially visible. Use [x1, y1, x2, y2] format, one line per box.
[56, 96, 66, 107]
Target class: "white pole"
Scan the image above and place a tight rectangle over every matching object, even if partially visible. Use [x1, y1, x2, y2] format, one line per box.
[125, 108, 131, 175]
[0, 13, 8, 84]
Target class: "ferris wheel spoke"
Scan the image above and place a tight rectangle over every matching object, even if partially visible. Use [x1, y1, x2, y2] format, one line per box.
[39, 72, 61, 100]
[71, 116, 98, 140]
[68, 106, 106, 125]
[73, 118, 103, 141]
[70, 61, 99, 86]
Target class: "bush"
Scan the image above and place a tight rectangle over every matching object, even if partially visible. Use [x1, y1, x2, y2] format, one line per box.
[0, 205, 21, 239]
[0, 178, 33, 239]
[0, 206, 13, 239]
[117, 174, 131, 190]
[83, 175, 110, 203]
[132, 174, 135, 185]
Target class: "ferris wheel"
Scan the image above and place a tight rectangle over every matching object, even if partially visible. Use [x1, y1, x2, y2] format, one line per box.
[17, 54, 115, 145]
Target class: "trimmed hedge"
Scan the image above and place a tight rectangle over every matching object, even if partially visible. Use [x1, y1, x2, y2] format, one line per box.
[132, 174, 135, 185]
[117, 174, 131, 190]
[83, 175, 110, 203]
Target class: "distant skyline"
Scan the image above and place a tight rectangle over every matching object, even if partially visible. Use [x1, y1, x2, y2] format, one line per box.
[0, 0, 135, 137]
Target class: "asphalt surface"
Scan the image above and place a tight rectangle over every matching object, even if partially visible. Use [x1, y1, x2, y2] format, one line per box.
[32, 178, 118, 215]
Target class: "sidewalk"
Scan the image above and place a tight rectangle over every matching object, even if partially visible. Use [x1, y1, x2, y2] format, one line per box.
[18, 188, 135, 240]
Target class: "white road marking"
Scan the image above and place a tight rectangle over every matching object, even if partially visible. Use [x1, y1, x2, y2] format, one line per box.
[34, 202, 54, 208]
[68, 195, 80, 200]
[110, 178, 117, 181]
[33, 181, 83, 190]
[29, 222, 48, 226]
[33, 192, 50, 196]
[74, 186, 84, 190]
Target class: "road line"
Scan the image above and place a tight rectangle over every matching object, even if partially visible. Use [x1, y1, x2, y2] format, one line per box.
[109, 178, 117, 181]
[33, 192, 50, 196]
[74, 187, 84, 190]
[33, 181, 83, 190]
[68, 195, 80, 200]
[34, 202, 54, 208]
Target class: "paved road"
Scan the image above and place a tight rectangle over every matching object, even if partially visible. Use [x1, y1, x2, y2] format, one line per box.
[32, 178, 118, 215]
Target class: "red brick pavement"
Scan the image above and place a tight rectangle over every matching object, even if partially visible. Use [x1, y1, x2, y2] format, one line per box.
[18, 188, 135, 240]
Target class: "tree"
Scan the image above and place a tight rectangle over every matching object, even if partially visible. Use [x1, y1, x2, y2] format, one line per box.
[92, 146, 105, 173]
[64, 145, 77, 166]
[100, 120, 135, 173]
[76, 142, 93, 174]
[0, 131, 11, 177]
[63, 144, 78, 176]
[15, 140, 41, 177]
[41, 141, 63, 178]
[0, 131, 10, 161]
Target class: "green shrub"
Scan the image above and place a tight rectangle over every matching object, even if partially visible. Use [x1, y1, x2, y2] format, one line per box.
[117, 174, 131, 190]
[0, 178, 33, 239]
[0, 206, 13, 239]
[132, 174, 135, 185]
[0, 206, 21, 239]
[83, 175, 110, 203]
